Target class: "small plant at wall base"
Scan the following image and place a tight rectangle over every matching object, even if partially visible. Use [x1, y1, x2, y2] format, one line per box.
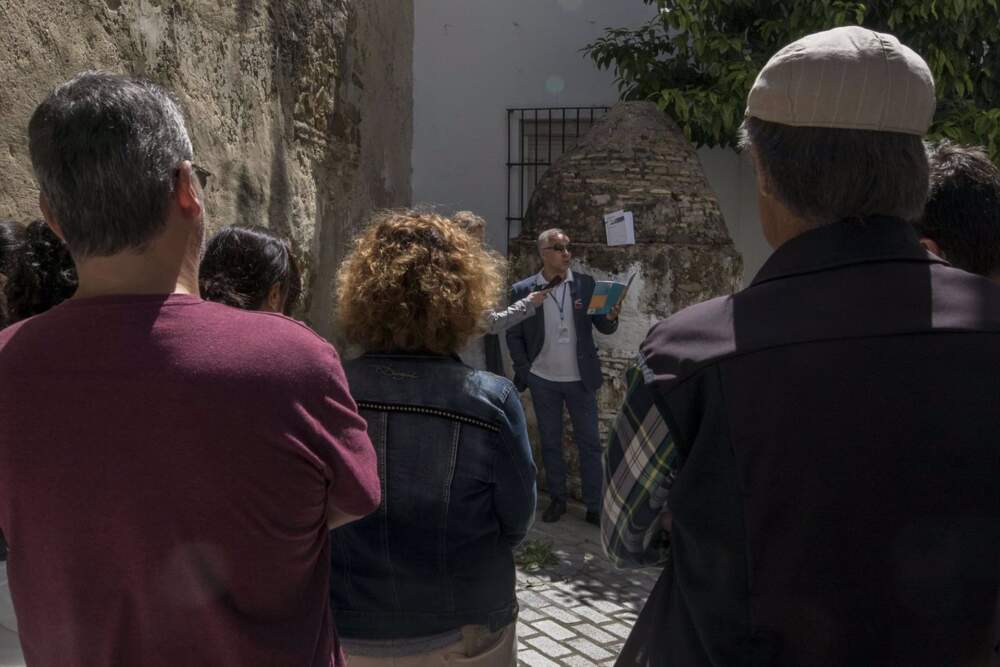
[515, 539, 560, 572]
[584, 0, 1000, 161]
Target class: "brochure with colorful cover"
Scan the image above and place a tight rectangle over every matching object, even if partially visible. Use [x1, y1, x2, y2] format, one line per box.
[587, 272, 636, 315]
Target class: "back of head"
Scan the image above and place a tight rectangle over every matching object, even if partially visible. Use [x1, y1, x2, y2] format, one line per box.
[915, 141, 1000, 278]
[337, 210, 503, 354]
[452, 210, 487, 239]
[0, 220, 76, 329]
[28, 71, 193, 258]
[742, 26, 934, 226]
[0, 221, 25, 329]
[199, 225, 302, 315]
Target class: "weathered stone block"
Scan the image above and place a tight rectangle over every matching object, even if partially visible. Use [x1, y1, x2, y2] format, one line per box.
[0, 0, 413, 341]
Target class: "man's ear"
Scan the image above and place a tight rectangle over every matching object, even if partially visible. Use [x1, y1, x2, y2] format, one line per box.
[919, 237, 944, 260]
[39, 194, 66, 242]
[174, 161, 204, 221]
[748, 146, 776, 199]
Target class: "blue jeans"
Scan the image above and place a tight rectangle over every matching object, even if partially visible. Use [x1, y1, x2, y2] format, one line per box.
[527, 374, 602, 512]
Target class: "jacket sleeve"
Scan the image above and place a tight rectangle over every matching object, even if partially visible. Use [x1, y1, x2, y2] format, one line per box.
[602, 361, 676, 568]
[505, 286, 532, 385]
[592, 311, 620, 335]
[492, 386, 538, 547]
[309, 346, 381, 519]
[482, 296, 537, 335]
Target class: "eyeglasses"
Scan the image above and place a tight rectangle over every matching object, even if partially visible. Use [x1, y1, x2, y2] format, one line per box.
[191, 163, 212, 189]
[542, 244, 571, 253]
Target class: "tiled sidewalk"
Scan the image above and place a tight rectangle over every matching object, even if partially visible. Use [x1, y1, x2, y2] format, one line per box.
[515, 499, 660, 667]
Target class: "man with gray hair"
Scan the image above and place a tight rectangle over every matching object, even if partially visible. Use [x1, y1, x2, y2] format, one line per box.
[507, 228, 619, 525]
[0, 72, 380, 666]
[604, 27, 1000, 665]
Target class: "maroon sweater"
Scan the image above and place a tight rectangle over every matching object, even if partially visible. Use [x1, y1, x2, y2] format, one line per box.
[0, 294, 380, 667]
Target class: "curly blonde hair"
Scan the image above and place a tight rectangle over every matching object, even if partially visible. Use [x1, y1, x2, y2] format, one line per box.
[336, 209, 505, 354]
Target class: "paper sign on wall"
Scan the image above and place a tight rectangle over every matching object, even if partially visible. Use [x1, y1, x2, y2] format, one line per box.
[604, 210, 635, 246]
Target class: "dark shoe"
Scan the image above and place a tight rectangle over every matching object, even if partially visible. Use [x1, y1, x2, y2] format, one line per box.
[585, 511, 600, 526]
[542, 498, 567, 523]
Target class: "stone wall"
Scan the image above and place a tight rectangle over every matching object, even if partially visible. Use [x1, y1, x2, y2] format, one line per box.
[0, 0, 413, 340]
[510, 101, 743, 502]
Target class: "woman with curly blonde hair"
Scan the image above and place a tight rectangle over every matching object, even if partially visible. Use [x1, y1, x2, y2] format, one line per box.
[332, 210, 537, 666]
[450, 211, 548, 373]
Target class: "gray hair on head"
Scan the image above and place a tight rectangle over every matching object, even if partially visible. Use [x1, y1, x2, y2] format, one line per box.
[537, 228, 567, 253]
[28, 71, 194, 258]
[739, 116, 928, 225]
[452, 210, 487, 236]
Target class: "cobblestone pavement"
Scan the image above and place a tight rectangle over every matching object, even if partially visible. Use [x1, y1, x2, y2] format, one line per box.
[515, 497, 660, 666]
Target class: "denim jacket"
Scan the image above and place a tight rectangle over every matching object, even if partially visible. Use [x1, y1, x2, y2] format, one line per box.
[331, 352, 538, 639]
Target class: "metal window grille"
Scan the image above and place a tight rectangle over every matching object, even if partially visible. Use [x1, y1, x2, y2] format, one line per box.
[505, 106, 609, 240]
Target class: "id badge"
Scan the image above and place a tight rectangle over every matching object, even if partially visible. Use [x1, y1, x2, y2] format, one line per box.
[557, 323, 570, 344]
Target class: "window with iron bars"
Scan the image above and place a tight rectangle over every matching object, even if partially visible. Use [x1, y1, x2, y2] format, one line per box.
[506, 107, 609, 240]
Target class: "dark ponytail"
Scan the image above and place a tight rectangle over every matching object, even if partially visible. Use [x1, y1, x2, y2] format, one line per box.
[0, 220, 76, 329]
[0, 221, 19, 329]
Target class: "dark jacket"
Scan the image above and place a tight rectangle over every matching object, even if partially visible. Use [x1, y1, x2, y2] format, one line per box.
[506, 271, 618, 391]
[639, 217, 1000, 667]
[483, 334, 504, 376]
[331, 352, 537, 639]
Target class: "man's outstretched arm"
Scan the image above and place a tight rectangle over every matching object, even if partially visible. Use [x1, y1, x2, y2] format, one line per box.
[602, 358, 680, 568]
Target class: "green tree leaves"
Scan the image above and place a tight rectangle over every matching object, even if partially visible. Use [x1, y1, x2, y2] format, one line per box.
[584, 0, 1000, 160]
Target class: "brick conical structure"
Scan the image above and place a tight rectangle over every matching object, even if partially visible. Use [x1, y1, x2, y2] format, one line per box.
[508, 101, 742, 502]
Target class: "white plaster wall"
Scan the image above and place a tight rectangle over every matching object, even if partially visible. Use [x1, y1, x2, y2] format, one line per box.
[412, 0, 657, 253]
[412, 0, 774, 285]
[696, 147, 773, 284]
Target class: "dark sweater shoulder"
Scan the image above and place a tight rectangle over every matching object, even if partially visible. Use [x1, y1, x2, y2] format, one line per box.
[0, 298, 343, 391]
[194, 303, 343, 382]
[639, 294, 736, 388]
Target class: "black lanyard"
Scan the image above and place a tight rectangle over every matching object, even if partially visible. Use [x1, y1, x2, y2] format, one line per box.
[548, 282, 569, 322]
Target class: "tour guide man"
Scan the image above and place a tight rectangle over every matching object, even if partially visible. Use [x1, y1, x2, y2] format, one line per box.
[507, 228, 620, 525]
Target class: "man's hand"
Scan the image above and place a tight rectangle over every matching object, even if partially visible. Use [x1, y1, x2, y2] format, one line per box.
[527, 289, 548, 306]
[659, 511, 672, 532]
[328, 504, 365, 530]
[513, 366, 530, 392]
[608, 302, 622, 321]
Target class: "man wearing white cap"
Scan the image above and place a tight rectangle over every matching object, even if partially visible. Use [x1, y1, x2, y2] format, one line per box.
[603, 26, 1000, 666]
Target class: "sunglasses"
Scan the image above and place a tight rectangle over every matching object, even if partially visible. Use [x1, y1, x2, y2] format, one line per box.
[191, 163, 212, 189]
[543, 244, 571, 254]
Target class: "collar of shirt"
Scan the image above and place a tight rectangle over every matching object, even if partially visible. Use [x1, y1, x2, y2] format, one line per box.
[750, 216, 948, 288]
[535, 267, 575, 289]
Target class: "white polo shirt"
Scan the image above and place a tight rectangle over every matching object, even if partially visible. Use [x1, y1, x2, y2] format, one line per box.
[530, 269, 582, 383]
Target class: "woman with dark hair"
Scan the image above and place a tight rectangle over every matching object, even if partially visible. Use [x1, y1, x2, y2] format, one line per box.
[0, 221, 15, 330]
[199, 225, 302, 315]
[332, 210, 537, 666]
[0, 218, 76, 660]
[0, 219, 77, 329]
